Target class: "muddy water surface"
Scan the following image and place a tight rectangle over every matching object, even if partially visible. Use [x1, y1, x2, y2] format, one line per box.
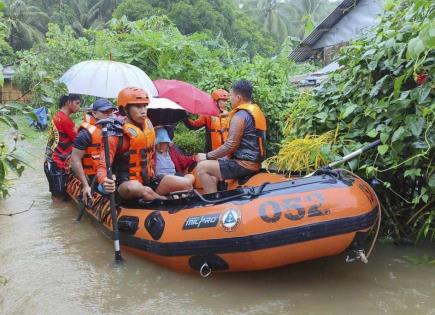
[0, 144, 434, 315]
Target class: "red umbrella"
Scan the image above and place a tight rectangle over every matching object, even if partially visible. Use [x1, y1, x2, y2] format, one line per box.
[153, 79, 219, 116]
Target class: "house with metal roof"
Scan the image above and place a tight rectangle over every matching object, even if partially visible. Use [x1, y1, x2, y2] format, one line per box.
[289, 0, 384, 65]
[1, 65, 31, 103]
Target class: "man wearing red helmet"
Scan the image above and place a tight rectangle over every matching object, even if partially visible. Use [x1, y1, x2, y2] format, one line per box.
[97, 87, 193, 200]
[184, 89, 230, 152]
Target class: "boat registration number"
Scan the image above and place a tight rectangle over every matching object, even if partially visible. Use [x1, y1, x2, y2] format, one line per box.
[258, 192, 330, 223]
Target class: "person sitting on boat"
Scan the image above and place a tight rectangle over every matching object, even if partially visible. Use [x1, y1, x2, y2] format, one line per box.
[97, 87, 193, 200]
[195, 80, 267, 194]
[154, 127, 196, 186]
[184, 89, 230, 152]
[44, 94, 82, 202]
[71, 99, 115, 205]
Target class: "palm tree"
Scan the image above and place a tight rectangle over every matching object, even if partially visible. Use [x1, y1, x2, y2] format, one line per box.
[240, 0, 338, 41]
[67, 0, 104, 36]
[287, 0, 337, 39]
[240, 0, 293, 42]
[99, 0, 120, 20]
[4, 0, 48, 50]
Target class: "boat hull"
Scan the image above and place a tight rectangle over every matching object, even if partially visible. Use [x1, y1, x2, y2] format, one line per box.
[66, 170, 379, 273]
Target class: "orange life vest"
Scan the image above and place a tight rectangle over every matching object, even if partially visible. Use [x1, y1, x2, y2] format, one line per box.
[208, 115, 230, 150]
[121, 119, 155, 185]
[82, 112, 97, 125]
[78, 121, 102, 176]
[229, 103, 267, 161]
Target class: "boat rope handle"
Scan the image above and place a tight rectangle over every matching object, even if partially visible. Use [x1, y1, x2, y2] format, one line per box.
[192, 182, 270, 205]
[200, 262, 212, 278]
[193, 189, 246, 204]
[341, 169, 382, 263]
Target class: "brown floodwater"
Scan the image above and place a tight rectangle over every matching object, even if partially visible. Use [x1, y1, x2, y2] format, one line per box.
[0, 142, 434, 315]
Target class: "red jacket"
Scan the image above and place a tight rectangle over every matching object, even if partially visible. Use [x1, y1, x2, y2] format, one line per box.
[154, 145, 196, 173]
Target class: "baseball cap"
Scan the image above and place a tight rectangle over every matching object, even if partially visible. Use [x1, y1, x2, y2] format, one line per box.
[92, 98, 115, 112]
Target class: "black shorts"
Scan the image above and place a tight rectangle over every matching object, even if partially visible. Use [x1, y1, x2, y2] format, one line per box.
[149, 174, 165, 191]
[218, 159, 256, 180]
[44, 160, 68, 198]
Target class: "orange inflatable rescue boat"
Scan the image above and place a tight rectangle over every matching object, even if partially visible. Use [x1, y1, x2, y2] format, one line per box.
[67, 168, 380, 275]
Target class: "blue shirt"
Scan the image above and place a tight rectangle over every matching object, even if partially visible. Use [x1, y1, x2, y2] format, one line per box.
[156, 152, 176, 175]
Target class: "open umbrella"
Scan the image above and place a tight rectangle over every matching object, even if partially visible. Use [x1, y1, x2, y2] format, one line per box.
[153, 79, 219, 116]
[147, 98, 187, 126]
[60, 60, 158, 98]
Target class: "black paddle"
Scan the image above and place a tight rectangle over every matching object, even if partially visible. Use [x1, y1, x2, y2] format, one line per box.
[306, 140, 381, 177]
[99, 118, 123, 262]
[76, 176, 97, 222]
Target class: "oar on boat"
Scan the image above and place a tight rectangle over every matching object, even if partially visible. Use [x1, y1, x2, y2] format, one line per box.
[306, 140, 381, 177]
[75, 176, 97, 222]
[99, 118, 123, 262]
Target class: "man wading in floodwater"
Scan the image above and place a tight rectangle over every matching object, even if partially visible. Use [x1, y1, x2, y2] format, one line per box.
[44, 94, 82, 202]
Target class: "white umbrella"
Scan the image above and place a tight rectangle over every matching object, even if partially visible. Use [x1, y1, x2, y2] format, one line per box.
[148, 97, 185, 110]
[59, 60, 158, 98]
[147, 97, 187, 126]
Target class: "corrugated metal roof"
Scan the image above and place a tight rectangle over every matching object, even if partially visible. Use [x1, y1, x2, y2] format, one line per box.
[289, 61, 342, 87]
[2, 65, 15, 80]
[289, 0, 360, 62]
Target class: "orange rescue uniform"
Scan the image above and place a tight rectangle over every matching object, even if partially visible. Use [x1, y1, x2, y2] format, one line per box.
[97, 118, 155, 185]
[186, 114, 230, 152]
[77, 121, 102, 176]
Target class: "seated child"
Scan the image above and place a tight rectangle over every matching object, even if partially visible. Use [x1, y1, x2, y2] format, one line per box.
[154, 127, 196, 186]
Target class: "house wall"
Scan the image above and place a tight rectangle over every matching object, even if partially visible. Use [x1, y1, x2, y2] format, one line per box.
[0, 80, 31, 103]
[313, 0, 384, 50]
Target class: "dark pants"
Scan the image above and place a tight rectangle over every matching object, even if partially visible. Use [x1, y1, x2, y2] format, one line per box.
[44, 160, 68, 198]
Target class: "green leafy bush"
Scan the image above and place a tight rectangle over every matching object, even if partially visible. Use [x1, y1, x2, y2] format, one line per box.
[284, 0, 434, 241]
[173, 123, 205, 154]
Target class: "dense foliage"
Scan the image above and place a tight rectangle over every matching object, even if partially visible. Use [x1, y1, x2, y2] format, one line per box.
[1, 0, 338, 54]
[113, 0, 277, 56]
[13, 17, 313, 153]
[0, 0, 278, 56]
[0, 0, 35, 197]
[278, 0, 434, 241]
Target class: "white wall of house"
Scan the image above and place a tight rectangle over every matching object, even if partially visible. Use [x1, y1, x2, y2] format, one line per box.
[313, 0, 384, 49]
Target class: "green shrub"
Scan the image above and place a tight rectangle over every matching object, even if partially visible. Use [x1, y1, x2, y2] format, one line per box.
[173, 123, 205, 154]
[286, 0, 434, 241]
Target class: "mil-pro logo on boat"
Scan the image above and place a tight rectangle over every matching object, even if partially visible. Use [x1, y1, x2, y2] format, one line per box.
[183, 213, 220, 230]
[220, 208, 241, 232]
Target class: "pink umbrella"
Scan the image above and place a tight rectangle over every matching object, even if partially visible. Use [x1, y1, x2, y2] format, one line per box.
[153, 79, 219, 116]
